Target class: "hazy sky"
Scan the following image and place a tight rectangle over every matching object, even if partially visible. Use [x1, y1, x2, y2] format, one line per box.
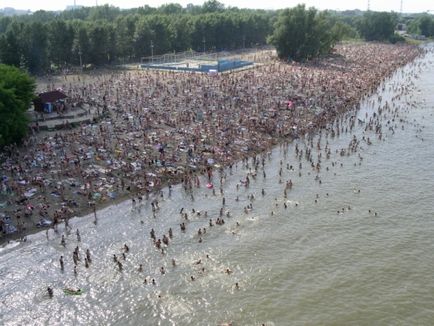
[3, 0, 434, 13]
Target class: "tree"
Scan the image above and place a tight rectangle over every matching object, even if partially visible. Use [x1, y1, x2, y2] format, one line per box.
[269, 5, 338, 61]
[115, 15, 138, 61]
[331, 21, 359, 40]
[88, 23, 111, 65]
[168, 16, 193, 52]
[71, 22, 91, 67]
[158, 3, 184, 15]
[88, 5, 121, 21]
[202, 0, 225, 13]
[357, 11, 397, 42]
[133, 17, 154, 58]
[21, 22, 49, 74]
[0, 64, 35, 147]
[48, 20, 74, 68]
[418, 15, 434, 37]
[30, 10, 56, 23]
[0, 16, 11, 34]
[146, 15, 172, 55]
[0, 22, 23, 67]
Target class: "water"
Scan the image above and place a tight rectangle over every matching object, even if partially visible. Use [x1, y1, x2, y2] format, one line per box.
[2, 46, 434, 325]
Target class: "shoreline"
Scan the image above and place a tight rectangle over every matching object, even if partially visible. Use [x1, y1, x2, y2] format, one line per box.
[0, 144, 276, 244]
[0, 42, 424, 244]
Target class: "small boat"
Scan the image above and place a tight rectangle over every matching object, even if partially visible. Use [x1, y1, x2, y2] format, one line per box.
[63, 288, 83, 296]
[36, 218, 52, 228]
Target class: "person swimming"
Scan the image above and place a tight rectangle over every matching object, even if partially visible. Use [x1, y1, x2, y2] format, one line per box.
[86, 249, 91, 263]
[47, 287, 53, 298]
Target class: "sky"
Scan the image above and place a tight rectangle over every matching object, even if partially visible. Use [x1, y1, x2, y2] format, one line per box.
[2, 0, 434, 13]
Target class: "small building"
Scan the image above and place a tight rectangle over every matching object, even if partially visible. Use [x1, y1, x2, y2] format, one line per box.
[33, 90, 68, 113]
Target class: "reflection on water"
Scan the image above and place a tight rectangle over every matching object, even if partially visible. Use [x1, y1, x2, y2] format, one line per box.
[2, 46, 434, 325]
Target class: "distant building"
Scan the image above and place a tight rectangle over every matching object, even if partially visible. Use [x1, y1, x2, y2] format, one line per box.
[66, 5, 83, 10]
[396, 23, 407, 32]
[0, 7, 31, 16]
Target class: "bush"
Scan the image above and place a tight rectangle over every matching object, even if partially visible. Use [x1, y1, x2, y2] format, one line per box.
[389, 33, 405, 44]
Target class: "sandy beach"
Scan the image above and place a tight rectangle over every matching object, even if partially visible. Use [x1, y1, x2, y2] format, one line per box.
[0, 42, 422, 243]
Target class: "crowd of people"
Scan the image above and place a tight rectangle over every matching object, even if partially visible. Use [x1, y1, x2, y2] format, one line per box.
[42, 62, 425, 322]
[0, 42, 422, 239]
[0, 41, 429, 326]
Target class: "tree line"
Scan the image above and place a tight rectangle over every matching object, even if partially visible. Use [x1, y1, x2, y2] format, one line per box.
[0, 1, 407, 74]
[407, 14, 434, 37]
[0, 1, 274, 74]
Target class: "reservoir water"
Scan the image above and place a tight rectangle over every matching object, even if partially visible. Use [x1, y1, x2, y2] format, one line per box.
[1, 45, 434, 325]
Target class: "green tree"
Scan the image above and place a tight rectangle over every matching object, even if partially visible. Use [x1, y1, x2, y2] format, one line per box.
[48, 20, 75, 68]
[88, 23, 109, 65]
[357, 11, 397, 41]
[147, 15, 172, 54]
[71, 22, 91, 67]
[115, 15, 138, 61]
[168, 16, 193, 52]
[136, 5, 157, 16]
[30, 10, 56, 23]
[133, 17, 153, 58]
[331, 21, 359, 40]
[418, 15, 434, 37]
[407, 18, 420, 34]
[0, 64, 35, 147]
[21, 22, 49, 74]
[185, 3, 202, 15]
[158, 3, 184, 15]
[88, 5, 121, 21]
[0, 16, 11, 34]
[105, 23, 117, 63]
[269, 5, 338, 61]
[0, 22, 23, 67]
[202, 0, 225, 13]
[60, 7, 91, 20]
